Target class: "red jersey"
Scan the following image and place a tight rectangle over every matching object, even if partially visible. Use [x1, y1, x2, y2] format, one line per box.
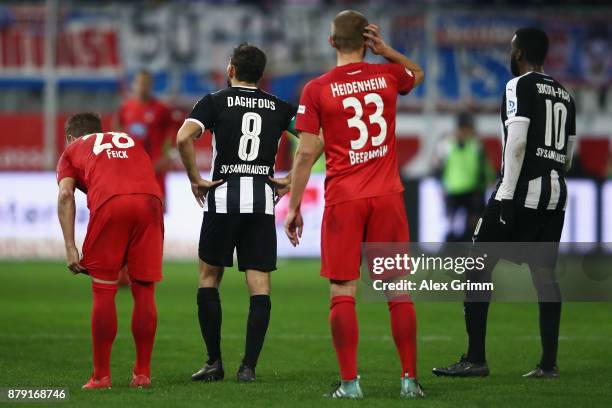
[295, 61, 415, 206]
[56, 132, 163, 213]
[118, 97, 172, 163]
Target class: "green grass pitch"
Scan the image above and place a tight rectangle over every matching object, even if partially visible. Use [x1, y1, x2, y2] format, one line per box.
[0, 260, 610, 407]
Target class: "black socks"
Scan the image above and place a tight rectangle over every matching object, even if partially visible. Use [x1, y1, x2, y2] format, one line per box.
[198, 289, 271, 368]
[464, 301, 490, 365]
[538, 301, 561, 370]
[243, 295, 271, 368]
[197, 287, 222, 364]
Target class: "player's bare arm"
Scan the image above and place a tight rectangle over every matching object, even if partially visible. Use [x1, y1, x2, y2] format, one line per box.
[177, 120, 223, 207]
[363, 23, 424, 86]
[57, 177, 86, 274]
[284, 131, 320, 246]
[270, 133, 324, 203]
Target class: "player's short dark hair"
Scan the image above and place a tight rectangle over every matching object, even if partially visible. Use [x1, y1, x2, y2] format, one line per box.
[230, 43, 266, 84]
[332, 10, 369, 52]
[65, 112, 102, 140]
[514, 27, 549, 66]
[457, 112, 474, 129]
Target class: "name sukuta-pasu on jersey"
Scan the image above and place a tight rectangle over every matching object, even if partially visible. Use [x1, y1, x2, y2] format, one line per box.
[494, 72, 576, 211]
[186, 86, 296, 215]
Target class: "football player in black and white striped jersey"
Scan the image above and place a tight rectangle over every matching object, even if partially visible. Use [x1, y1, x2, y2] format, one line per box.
[433, 28, 576, 380]
[177, 43, 297, 383]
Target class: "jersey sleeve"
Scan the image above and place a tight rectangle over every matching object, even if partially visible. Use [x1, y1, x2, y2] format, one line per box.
[568, 97, 576, 137]
[186, 93, 215, 138]
[285, 103, 298, 136]
[504, 77, 533, 126]
[386, 63, 416, 95]
[56, 151, 78, 183]
[295, 81, 321, 135]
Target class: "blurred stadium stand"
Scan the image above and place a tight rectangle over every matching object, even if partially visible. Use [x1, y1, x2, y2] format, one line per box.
[0, 1, 610, 176]
[0, 1, 611, 257]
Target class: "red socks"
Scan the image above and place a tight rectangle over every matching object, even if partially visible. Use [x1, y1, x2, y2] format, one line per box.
[131, 281, 157, 377]
[330, 296, 358, 381]
[91, 282, 118, 379]
[90, 280, 157, 380]
[388, 298, 417, 378]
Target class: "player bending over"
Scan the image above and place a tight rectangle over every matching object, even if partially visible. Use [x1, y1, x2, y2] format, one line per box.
[432, 28, 576, 379]
[287, 10, 424, 399]
[57, 113, 164, 389]
[177, 44, 296, 382]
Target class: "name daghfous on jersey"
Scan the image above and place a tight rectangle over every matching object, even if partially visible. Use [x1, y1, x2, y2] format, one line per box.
[220, 164, 270, 175]
[331, 77, 388, 98]
[227, 96, 276, 110]
[536, 147, 566, 164]
[536, 83, 570, 102]
[349, 144, 389, 165]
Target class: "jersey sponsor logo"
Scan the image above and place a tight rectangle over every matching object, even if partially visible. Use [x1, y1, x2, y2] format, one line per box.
[348, 144, 389, 165]
[330, 77, 388, 98]
[297, 105, 306, 114]
[227, 96, 276, 110]
[536, 83, 570, 102]
[220, 164, 270, 175]
[506, 99, 516, 116]
[536, 147, 566, 164]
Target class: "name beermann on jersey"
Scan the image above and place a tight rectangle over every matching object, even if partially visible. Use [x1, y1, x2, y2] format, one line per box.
[349, 145, 389, 166]
[330, 76, 388, 98]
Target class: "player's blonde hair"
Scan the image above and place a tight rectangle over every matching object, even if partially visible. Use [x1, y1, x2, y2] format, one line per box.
[331, 10, 368, 53]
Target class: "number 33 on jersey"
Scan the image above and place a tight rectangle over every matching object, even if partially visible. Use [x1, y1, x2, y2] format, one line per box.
[295, 61, 416, 206]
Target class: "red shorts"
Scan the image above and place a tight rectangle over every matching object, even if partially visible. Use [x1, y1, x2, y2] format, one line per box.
[321, 193, 410, 281]
[82, 194, 164, 282]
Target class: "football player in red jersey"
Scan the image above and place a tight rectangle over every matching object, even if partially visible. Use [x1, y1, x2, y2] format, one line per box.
[287, 10, 424, 398]
[117, 69, 174, 201]
[116, 70, 174, 286]
[57, 113, 164, 389]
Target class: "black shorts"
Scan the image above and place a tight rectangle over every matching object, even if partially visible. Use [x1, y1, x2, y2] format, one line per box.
[473, 199, 565, 267]
[198, 212, 277, 272]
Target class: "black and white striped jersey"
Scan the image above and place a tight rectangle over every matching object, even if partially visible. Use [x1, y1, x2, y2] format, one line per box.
[186, 86, 296, 215]
[493, 72, 576, 211]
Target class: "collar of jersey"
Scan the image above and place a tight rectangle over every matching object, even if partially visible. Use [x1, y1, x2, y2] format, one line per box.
[231, 85, 258, 89]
